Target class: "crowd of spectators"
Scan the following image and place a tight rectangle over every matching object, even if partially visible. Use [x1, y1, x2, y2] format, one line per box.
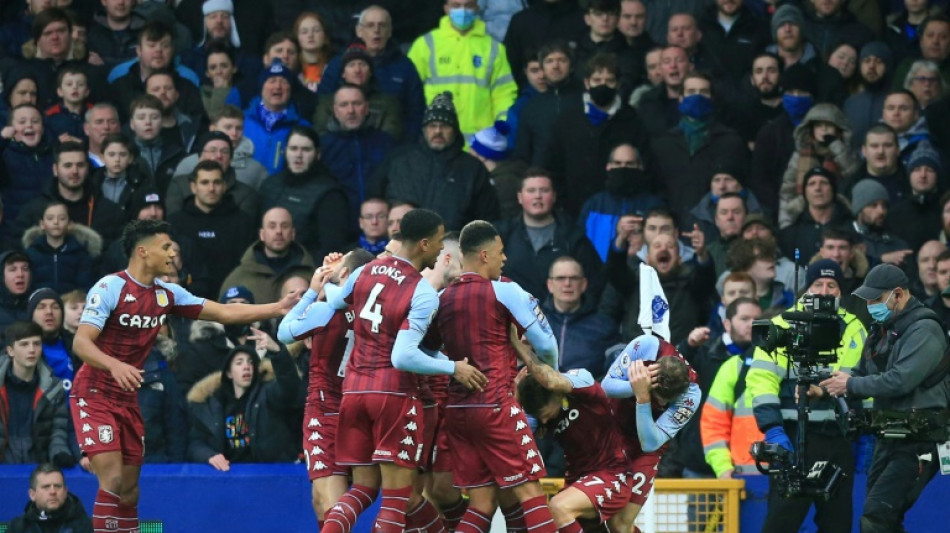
[0, 0, 949, 490]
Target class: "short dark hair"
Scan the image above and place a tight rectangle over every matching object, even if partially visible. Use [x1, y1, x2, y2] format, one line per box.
[4, 321, 43, 345]
[343, 249, 375, 274]
[726, 296, 760, 320]
[41, 200, 69, 222]
[584, 52, 619, 79]
[585, 0, 621, 14]
[654, 355, 690, 401]
[335, 83, 368, 102]
[716, 192, 747, 211]
[32, 8, 71, 42]
[53, 141, 87, 164]
[8, 103, 40, 125]
[920, 14, 950, 37]
[139, 20, 174, 47]
[29, 463, 63, 490]
[191, 159, 224, 182]
[55, 65, 87, 90]
[537, 40, 572, 65]
[399, 209, 444, 243]
[820, 227, 854, 245]
[212, 104, 243, 123]
[517, 374, 556, 419]
[287, 126, 320, 151]
[101, 133, 135, 154]
[864, 123, 898, 144]
[520, 167, 555, 190]
[144, 68, 176, 88]
[459, 220, 499, 256]
[752, 51, 783, 73]
[727, 237, 776, 272]
[205, 39, 235, 67]
[937, 250, 950, 263]
[885, 89, 920, 111]
[644, 206, 678, 228]
[264, 31, 297, 56]
[121, 219, 173, 257]
[129, 94, 163, 116]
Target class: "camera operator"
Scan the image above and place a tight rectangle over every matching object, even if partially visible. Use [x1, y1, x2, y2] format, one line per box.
[821, 264, 950, 533]
[747, 259, 867, 533]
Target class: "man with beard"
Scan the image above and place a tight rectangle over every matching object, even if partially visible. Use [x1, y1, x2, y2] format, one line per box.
[601, 230, 715, 343]
[766, 5, 819, 67]
[13, 141, 125, 248]
[638, 45, 692, 136]
[850, 125, 908, 203]
[28, 288, 79, 389]
[373, 92, 499, 230]
[8, 464, 92, 532]
[890, 144, 943, 250]
[725, 52, 784, 148]
[850, 179, 912, 266]
[844, 42, 894, 150]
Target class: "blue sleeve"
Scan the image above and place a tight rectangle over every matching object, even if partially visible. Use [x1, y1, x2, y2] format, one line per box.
[492, 280, 558, 368]
[327, 265, 364, 310]
[602, 335, 660, 398]
[391, 282, 456, 375]
[316, 55, 343, 96]
[637, 382, 701, 452]
[277, 289, 336, 344]
[564, 369, 595, 389]
[79, 275, 123, 330]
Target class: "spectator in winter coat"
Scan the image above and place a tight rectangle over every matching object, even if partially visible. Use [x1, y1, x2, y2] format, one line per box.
[166, 131, 258, 219]
[186, 345, 301, 468]
[844, 42, 894, 151]
[7, 464, 92, 533]
[139, 333, 187, 463]
[173, 105, 268, 192]
[0, 252, 33, 335]
[22, 202, 98, 294]
[43, 66, 92, 142]
[128, 94, 185, 194]
[0, 104, 54, 242]
[260, 128, 353, 262]
[541, 256, 620, 378]
[0, 321, 74, 466]
[86, 0, 146, 69]
[242, 59, 311, 174]
[27, 288, 80, 390]
[890, 144, 943, 251]
[90, 133, 156, 220]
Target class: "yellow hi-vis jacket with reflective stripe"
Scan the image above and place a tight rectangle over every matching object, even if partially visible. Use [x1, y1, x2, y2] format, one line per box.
[702, 355, 764, 477]
[408, 17, 517, 141]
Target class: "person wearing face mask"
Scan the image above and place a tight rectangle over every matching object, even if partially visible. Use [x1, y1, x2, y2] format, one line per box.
[821, 263, 949, 533]
[747, 260, 865, 533]
[650, 72, 748, 223]
[407, 0, 517, 143]
[543, 52, 648, 217]
[579, 142, 663, 262]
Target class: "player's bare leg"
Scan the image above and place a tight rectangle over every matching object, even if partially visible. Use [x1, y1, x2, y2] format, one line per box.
[313, 475, 349, 524]
[549, 486, 599, 533]
[323, 465, 381, 533]
[607, 503, 643, 533]
[89, 452, 140, 533]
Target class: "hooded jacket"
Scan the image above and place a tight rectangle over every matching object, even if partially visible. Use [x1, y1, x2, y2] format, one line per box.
[186, 347, 300, 463]
[373, 135, 500, 231]
[541, 295, 620, 379]
[219, 241, 316, 305]
[7, 491, 92, 533]
[0, 355, 71, 464]
[242, 97, 311, 175]
[22, 224, 101, 294]
[260, 161, 353, 261]
[779, 104, 861, 228]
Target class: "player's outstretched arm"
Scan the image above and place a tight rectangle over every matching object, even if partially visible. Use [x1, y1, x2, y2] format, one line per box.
[199, 289, 302, 325]
[518, 339, 573, 394]
[73, 324, 143, 391]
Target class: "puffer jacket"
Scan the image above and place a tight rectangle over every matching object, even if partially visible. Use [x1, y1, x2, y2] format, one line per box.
[7, 491, 92, 533]
[0, 356, 71, 464]
[219, 241, 316, 305]
[22, 224, 101, 294]
[779, 103, 861, 228]
[186, 349, 300, 463]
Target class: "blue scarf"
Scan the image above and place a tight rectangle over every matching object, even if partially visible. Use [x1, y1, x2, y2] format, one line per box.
[677, 116, 710, 156]
[585, 102, 610, 127]
[360, 235, 389, 255]
[257, 101, 288, 133]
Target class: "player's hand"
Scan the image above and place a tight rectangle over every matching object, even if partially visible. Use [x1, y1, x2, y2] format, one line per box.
[322, 252, 344, 268]
[514, 366, 530, 388]
[629, 360, 655, 404]
[249, 327, 279, 353]
[309, 265, 334, 293]
[208, 453, 230, 471]
[687, 327, 711, 347]
[109, 360, 144, 392]
[277, 287, 303, 314]
[453, 358, 488, 392]
[79, 456, 92, 473]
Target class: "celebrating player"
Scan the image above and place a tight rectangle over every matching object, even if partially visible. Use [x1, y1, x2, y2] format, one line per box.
[517, 355, 633, 533]
[320, 209, 487, 533]
[277, 249, 375, 528]
[424, 220, 560, 533]
[71, 220, 301, 533]
[601, 335, 700, 533]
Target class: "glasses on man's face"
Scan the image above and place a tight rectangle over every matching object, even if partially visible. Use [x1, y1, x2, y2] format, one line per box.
[360, 214, 388, 222]
[549, 276, 583, 284]
[203, 147, 231, 156]
[912, 76, 940, 84]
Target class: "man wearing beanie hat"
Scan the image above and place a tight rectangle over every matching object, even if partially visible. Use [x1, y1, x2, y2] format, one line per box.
[821, 261, 948, 533]
[844, 42, 894, 148]
[890, 142, 944, 250]
[850, 178, 913, 266]
[469, 120, 529, 220]
[766, 5, 818, 66]
[748, 254, 866, 533]
[27, 288, 80, 389]
[166, 131, 258, 219]
[778, 167, 853, 259]
[408, 2, 517, 141]
[242, 59, 311, 174]
[373, 92, 500, 230]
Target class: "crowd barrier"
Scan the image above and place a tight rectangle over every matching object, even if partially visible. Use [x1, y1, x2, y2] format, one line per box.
[2, 464, 949, 532]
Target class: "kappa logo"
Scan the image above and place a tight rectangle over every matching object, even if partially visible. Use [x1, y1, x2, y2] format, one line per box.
[311, 446, 324, 455]
[308, 418, 321, 428]
[105, 518, 118, 529]
[510, 406, 521, 417]
[526, 449, 537, 460]
[79, 410, 89, 419]
[405, 421, 418, 431]
[124, 293, 137, 303]
[530, 463, 542, 474]
[604, 488, 613, 499]
[398, 450, 411, 461]
[618, 473, 627, 484]
[98, 425, 114, 444]
[313, 461, 327, 471]
[77, 398, 87, 407]
[155, 289, 169, 307]
[515, 420, 527, 431]
[407, 406, 417, 416]
[309, 431, 323, 441]
[596, 495, 605, 507]
[613, 481, 621, 492]
[83, 437, 95, 446]
[520, 434, 532, 445]
[400, 436, 414, 446]
[82, 423, 92, 433]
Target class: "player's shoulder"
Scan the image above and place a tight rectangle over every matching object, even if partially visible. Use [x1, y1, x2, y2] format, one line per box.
[90, 273, 129, 292]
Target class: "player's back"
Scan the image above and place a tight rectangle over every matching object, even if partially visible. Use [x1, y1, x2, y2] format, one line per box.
[306, 309, 356, 412]
[344, 256, 426, 395]
[75, 271, 204, 402]
[435, 273, 519, 405]
[552, 378, 629, 480]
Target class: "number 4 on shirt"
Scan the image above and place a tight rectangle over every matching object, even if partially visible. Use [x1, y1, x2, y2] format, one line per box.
[360, 283, 385, 333]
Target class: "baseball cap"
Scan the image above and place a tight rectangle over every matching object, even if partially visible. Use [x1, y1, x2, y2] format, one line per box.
[852, 264, 909, 300]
